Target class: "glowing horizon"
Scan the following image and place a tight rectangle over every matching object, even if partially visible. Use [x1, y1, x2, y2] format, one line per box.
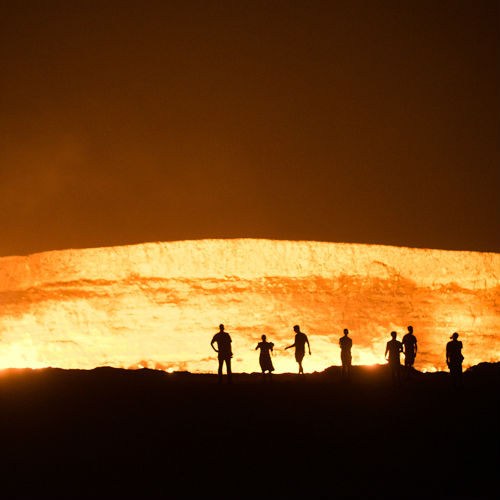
[0, 239, 499, 373]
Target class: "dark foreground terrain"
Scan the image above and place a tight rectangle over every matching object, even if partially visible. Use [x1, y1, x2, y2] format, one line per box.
[0, 364, 498, 499]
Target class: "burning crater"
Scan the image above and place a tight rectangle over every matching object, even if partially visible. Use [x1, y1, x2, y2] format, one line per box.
[0, 239, 498, 372]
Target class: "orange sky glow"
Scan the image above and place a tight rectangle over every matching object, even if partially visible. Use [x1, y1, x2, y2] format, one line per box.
[0, 239, 498, 373]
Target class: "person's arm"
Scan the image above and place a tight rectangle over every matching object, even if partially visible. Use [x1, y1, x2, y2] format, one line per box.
[306, 335, 311, 355]
[284, 343, 295, 350]
[210, 337, 218, 353]
[446, 344, 450, 364]
[414, 339, 418, 355]
[385, 343, 389, 360]
[255, 344, 260, 351]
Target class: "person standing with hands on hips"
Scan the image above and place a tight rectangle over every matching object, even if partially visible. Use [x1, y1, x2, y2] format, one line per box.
[210, 324, 233, 384]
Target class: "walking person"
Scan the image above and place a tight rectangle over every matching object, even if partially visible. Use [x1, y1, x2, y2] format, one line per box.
[210, 324, 233, 383]
[339, 329, 352, 379]
[446, 332, 464, 388]
[255, 334, 275, 381]
[402, 325, 418, 377]
[385, 331, 403, 384]
[285, 325, 311, 375]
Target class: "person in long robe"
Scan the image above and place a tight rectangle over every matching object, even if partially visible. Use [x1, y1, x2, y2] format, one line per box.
[256, 334, 274, 381]
[446, 332, 464, 388]
[339, 329, 352, 379]
[385, 331, 403, 383]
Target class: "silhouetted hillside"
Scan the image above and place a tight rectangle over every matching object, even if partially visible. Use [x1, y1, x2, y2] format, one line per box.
[0, 363, 498, 499]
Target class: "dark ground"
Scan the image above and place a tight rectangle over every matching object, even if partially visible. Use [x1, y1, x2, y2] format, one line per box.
[0, 363, 498, 499]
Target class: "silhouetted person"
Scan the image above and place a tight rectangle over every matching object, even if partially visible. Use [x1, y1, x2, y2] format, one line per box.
[385, 331, 403, 383]
[446, 332, 464, 388]
[210, 324, 232, 383]
[402, 325, 418, 377]
[255, 334, 274, 381]
[285, 325, 311, 375]
[339, 329, 352, 379]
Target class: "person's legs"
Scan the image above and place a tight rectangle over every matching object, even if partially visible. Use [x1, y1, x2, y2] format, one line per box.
[391, 363, 400, 384]
[450, 364, 457, 387]
[406, 355, 415, 377]
[296, 352, 305, 374]
[451, 364, 463, 388]
[226, 358, 232, 383]
[218, 358, 224, 383]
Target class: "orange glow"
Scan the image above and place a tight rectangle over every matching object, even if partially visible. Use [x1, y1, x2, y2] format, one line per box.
[0, 239, 498, 373]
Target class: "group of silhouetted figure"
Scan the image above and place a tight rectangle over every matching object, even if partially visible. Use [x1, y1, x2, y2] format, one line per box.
[210, 324, 465, 387]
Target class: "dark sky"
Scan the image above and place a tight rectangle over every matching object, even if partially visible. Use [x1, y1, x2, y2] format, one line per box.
[1, 0, 498, 256]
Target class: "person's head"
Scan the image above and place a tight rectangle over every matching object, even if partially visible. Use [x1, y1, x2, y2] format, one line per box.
[391, 331, 397, 339]
[408, 325, 413, 334]
[261, 334, 267, 341]
[450, 332, 459, 340]
[343, 329, 349, 336]
[219, 324, 224, 332]
[293, 325, 300, 333]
